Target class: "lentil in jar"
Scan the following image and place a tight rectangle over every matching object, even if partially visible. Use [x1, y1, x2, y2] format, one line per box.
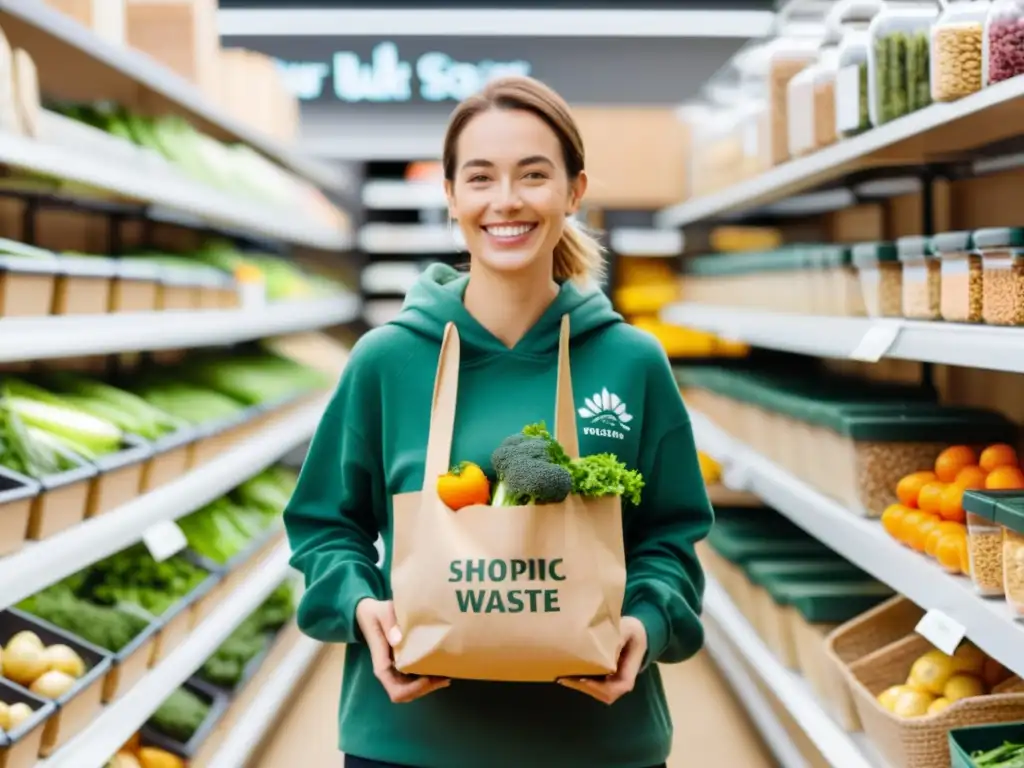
[858, 263, 903, 317]
[967, 512, 1005, 596]
[939, 254, 983, 323]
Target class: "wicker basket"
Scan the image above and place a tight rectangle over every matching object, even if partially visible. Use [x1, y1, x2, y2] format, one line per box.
[823, 595, 926, 732]
[844, 634, 1024, 768]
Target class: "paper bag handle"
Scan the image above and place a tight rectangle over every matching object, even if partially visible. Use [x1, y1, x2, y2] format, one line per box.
[423, 314, 578, 488]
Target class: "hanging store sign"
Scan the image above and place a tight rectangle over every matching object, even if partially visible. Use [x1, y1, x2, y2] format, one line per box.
[278, 42, 532, 103]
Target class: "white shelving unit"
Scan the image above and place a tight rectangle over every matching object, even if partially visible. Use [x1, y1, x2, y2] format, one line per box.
[0, 296, 359, 362]
[362, 180, 447, 211]
[703, 577, 889, 768]
[661, 305, 1024, 374]
[359, 223, 465, 254]
[609, 228, 684, 257]
[692, 410, 1024, 680]
[38, 544, 293, 768]
[0, 397, 325, 613]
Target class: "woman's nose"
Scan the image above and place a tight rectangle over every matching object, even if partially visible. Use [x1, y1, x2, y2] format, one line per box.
[491, 181, 523, 212]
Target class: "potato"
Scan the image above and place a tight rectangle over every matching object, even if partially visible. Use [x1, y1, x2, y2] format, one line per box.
[29, 670, 76, 699]
[7, 703, 32, 729]
[43, 644, 85, 679]
[3, 643, 48, 686]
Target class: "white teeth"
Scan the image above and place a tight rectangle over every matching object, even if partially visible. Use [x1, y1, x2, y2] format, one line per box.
[486, 224, 534, 238]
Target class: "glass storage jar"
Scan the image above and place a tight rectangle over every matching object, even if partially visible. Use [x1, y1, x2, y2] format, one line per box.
[933, 230, 983, 323]
[787, 60, 818, 158]
[897, 235, 941, 320]
[789, 29, 842, 157]
[984, 0, 1024, 85]
[764, 35, 822, 168]
[963, 491, 1008, 597]
[931, 0, 989, 102]
[995, 496, 1024, 618]
[852, 241, 903, 317]
[868, 2, 939, 125]
[975, 226, 1024, 325]
[835, 1, 885, 137]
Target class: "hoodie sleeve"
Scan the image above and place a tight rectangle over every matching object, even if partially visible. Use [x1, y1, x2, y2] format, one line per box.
[622, 342, 714, 669]
[284, 340, 387, 645]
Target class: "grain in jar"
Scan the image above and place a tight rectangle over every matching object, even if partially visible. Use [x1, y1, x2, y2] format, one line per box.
[933, 230, 983, 323]
[764, 38, 820, 168]
[994, 497, 1024, 617]
[852, 241, 902, 317]
[930, 1, 988, 102]
[963, 491, 1008, 597]
[897, 235, 941, 320]
[975, 226, 1024, 325]
[868, 5, 938, 125]
[984, 0, 1024, 85]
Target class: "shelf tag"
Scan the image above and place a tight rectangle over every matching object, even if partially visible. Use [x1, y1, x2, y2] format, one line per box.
[850, 322, 901, 363]
[915, 609, 967, 656]
[142, 520, 188, 563]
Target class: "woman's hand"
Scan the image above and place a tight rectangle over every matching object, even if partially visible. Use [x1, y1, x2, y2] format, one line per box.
[355, 598, 450, 703]
[558, 616, 648, 705]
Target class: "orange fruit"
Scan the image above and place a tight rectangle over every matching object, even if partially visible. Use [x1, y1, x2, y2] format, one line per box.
[936, 533, 968, 574]
[897, 510, 927, 545]
[881, 504, 909, 540]
[955, 465, 988, 489]
[985, 466, 1024, 491]
[935, 446, 978, 483]
[925, 522, 967, 558]
[897, 471, 938, 508]
[980, 443, 1019, 474]
[939, 483, 968, 524]
[918, 482, 949, 515]
[909, 515, 942, 553]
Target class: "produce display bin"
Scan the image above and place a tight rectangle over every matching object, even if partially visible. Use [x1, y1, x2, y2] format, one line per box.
[140, 422, 197, 493]
[844, 633, 1024, 768]
[110, 258, 161, 314]
[897, 235, 941, 320]
[51, 254, 115, 316]
[27, 454, 97, 541]
[975, 227, 1024, 326]
[852, 241, 903, 317]
[0, 608, 113, 756]
[141, 678, 230, 759]
[100, 610, 162, 704]
[0, 243, 60, 318]
[156, 266, 202, 311]
[949, 721, 1024, 768]
[85, 434, 153, 517]
[151, 572, 220, 664]
[0, 466, 41, 557]
[195, 268, 232, 310]
[934, 230, 983, 323]
[0, 678, 57, 768]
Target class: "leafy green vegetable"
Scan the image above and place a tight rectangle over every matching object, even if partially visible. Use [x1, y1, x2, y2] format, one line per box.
[148, 687, 210, 742]
[18, 582, 149, 652]
[972, 741, 1024, 767]
[490, 433, 572, 507]
[83, 545, 207, 616]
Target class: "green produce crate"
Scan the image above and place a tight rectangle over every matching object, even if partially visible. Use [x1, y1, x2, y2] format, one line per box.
[0, 466, 40, 557]
[142, 677, 231, 759]
[0, 608, 113, 756]
[950, 722, 1024, 768]
[0, 676, 57, 768]
[745, 558, 869, 587]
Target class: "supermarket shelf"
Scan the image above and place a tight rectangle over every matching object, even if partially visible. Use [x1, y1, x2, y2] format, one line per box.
[691, 410, 1024, 681]
[0, 295, 360, 362]
[655, 75, 1024, 228]
[663, 303, 1024, 375]
[609, 228, 683, 257]
[205, 636, 323, 768]
[362, 180, 447, 210]
[0, 0, 345, 193]
[703, 576, 888, 768]
[359, 223, 465, 254]
[0, 396, 326, 614]
[39, 543, 292, 768]
[0, 129, 351, 251]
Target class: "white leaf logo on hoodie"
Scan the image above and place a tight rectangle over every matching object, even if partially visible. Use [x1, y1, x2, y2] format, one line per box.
[577, 388, 633, 432]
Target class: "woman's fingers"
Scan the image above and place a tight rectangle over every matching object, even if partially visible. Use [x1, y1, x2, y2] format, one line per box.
[380, 667, 450, 703]
[557, 631, 645, 705]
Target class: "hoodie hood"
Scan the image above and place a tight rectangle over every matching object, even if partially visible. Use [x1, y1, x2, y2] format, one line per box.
[389, 263, 622, 360]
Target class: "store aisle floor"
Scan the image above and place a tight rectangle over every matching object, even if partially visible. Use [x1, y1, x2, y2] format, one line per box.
[252, 646, 776, 768]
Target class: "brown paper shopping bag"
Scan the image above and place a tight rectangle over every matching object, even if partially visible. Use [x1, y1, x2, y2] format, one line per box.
[391, 315, 627, 683]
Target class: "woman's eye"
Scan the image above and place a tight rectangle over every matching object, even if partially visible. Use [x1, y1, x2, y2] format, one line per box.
[467, 174, 490, 183]
[524, 171, 548, 180]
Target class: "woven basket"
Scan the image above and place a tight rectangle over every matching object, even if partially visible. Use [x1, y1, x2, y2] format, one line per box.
[844, 634, 1024, 768]
[823, 595, 926, 732]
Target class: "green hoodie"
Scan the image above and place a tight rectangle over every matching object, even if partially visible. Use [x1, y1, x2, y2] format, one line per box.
[285, 264, 713, 768]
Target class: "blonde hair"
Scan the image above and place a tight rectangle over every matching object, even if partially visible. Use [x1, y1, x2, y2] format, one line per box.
[442, 76, 606, 286]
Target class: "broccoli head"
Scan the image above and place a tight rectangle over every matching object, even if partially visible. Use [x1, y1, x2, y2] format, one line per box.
[490, 434, 573, 506]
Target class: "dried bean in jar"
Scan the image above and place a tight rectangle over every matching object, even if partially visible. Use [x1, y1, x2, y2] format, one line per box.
[901, 261, 941, 320]
[982, 254, 1024, 325]
[988, 18, 1024, 84]
[933, 24, 983, 101]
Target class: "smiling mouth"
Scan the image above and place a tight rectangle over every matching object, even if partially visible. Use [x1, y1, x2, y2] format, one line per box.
[482, 223, 539, 239]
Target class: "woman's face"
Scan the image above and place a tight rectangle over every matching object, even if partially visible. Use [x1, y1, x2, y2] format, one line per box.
[446, 108, 586, 277]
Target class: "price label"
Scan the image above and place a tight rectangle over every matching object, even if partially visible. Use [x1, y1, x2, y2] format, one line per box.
[850, 321, 902, 363]
[915, 609, 967, 656]
[142, 520, 189, 563]
[835, 65, 862, 133]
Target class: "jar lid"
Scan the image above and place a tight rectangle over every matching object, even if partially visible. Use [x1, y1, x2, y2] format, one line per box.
[997, 497, 1024, 534]
[973, 227, 1024, 249]
[852, 241, 899, 267]
[932, 230, 975, 255]
[962, 490, 1024, 522]
[897, 235, 934, 261]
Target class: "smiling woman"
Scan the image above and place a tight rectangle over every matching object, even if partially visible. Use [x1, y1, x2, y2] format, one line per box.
[282, 74, 713, 768]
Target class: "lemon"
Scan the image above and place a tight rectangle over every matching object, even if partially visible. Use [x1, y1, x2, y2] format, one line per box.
[908, 650, 957, 696]
[893, 688, 935, 718]
[698, 452, 721, 484]
[927, 697, 951, 716]
[944, 674, 986, 702]
[877, 685, 906, 712]
[951, 642, 986, 676]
